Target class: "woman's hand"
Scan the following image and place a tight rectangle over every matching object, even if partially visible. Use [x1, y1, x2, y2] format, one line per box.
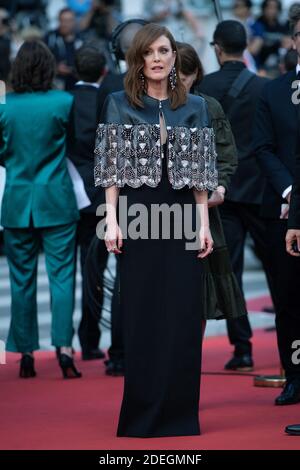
[197, 226, 213, 259]
[105, 218, 123, 254]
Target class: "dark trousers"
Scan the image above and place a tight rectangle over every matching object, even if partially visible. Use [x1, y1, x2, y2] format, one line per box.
[219, 201, 276, 356]
[107, 256, 124, 362]
[267, 219, 300, 380]
[77, 212, 102, 352]
[77, 214, 123, 360]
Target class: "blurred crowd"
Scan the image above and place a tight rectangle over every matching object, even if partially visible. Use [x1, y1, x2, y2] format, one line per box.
[230, 0, 297, 76]
[0, 0, 122, 88]
[0, 0, 299, 91]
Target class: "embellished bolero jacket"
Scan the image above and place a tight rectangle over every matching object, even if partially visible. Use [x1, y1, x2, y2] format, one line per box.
[94, 91, 218, 191]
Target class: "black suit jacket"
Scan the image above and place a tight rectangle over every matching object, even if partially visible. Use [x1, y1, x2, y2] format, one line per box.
[97, 72, 125, 112]
[288, 103, 300, 229]
[253, 70, 299, 219]
[198, 61, 268, 204]
[67, 84, 104, 214]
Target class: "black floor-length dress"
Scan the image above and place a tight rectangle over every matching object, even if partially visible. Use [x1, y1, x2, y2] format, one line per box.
[117, 150, 204, 438]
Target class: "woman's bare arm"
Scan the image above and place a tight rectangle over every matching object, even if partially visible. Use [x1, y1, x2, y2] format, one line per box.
[193, 189, 213, 258]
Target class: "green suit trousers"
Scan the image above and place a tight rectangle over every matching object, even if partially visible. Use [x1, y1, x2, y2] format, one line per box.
[4, 222, 77, 352]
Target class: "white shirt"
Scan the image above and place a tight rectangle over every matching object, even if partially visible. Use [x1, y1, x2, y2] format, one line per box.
[66, 80, 101, 210]
[75, 81, 100, 89]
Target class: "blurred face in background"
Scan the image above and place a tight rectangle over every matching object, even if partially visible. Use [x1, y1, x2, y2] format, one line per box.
[92, 0, 111, 10]
[59, 11, 76, 37]
[263, 0, 280, 23]
[179, 71, 198, 93]
[142, 35, 175, 86]
[293, 19, 300, 62]
[233, 1, 251, 20]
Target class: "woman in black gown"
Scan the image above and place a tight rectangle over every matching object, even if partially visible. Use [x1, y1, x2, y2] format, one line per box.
[94, 23, 217, 438]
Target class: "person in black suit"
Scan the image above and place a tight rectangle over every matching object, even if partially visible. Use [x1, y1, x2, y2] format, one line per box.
[254, 5, 300, 405]
[284, 8, 300, 421]
[286, 132, 300, 256]
[198, 20, 275, 371]
[67, 45, 107, 360]
[285, 157, 300, 426]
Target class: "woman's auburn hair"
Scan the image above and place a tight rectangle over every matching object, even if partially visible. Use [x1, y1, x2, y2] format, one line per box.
[124, 23, 187, 109]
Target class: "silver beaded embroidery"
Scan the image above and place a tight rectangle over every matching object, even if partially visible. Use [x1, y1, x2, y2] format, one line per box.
[94, 123, 218, 191]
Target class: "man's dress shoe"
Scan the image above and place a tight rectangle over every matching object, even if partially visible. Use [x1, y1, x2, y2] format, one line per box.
[104, 359, 124, 376]
[285, 424, 300, 435]
[224, 354, 254, 371]
[82, 348, 106, 361]
[275, 380, 300, 405]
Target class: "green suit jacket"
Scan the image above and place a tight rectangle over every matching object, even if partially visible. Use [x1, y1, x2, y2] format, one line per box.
[0, 90, 79, 228]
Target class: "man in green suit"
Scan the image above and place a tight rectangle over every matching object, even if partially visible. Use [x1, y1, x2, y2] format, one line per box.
[0, 40, 80, 378]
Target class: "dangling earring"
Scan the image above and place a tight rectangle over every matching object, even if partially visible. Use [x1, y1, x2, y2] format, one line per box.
[139, 72, 145, 91]
[169, 66, 177, 90]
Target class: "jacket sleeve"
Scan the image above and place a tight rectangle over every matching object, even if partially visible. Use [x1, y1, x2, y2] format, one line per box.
[206, 96, 238, 191]
[94, 94, 122, 188]
[253, 84, 292, 196]
[288, 148, 300, 228]
[288, 183, 300, 229]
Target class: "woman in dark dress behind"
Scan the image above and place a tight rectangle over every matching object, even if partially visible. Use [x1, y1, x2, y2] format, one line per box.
[94, 23, 217, 438]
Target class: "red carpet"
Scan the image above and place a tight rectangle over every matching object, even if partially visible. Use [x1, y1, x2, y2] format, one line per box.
[1, 329, 299, 450]
[247, 294, 273, 312]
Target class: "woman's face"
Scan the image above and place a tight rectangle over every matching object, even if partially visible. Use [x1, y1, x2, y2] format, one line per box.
[142, 35, 176, 84]
[233, 1, 250, 20]
[179, 71, 198, 93]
